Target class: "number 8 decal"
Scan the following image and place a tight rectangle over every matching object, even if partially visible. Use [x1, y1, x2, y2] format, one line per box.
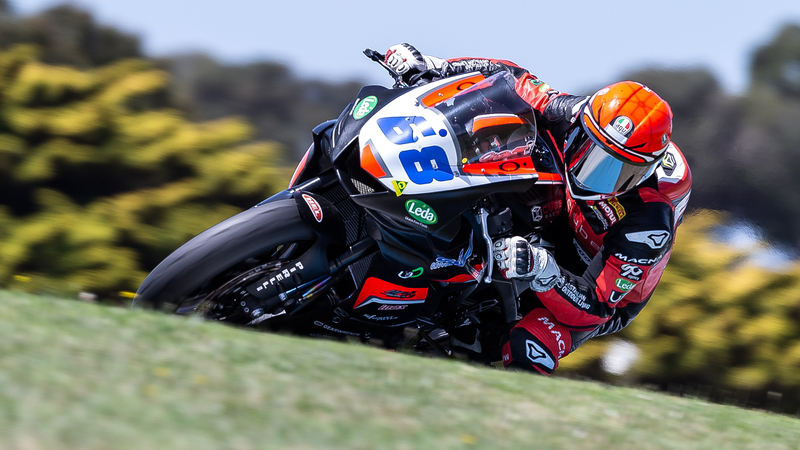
[399, 146, 454, 185]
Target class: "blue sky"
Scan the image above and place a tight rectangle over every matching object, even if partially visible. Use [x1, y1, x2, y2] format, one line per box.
[11, 0, 800, 94]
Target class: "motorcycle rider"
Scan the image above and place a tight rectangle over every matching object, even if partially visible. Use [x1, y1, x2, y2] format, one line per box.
[385, 44, 692, 375]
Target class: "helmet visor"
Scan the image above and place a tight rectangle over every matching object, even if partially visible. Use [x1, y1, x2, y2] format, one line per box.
[568, 136, 659, 196]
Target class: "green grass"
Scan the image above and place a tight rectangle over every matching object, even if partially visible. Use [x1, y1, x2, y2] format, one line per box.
[1, 290, 798, 449]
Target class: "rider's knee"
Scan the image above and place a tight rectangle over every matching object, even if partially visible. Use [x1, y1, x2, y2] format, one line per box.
[501, 308, 573, 376]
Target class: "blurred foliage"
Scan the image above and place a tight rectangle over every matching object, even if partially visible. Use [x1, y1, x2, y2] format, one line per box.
[560, 210, 800, 412]
[751, 24, 800, 98]
[622, 23, 800, 249]
[0, 44, 288, 299]
[161, 54, 362, 159]
[0, 3, 141, 68]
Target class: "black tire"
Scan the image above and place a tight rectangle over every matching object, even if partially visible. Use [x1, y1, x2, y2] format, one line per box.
[134, 198, 316, 310]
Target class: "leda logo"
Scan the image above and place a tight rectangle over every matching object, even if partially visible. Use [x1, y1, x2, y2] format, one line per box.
[405, 199, 437, 225]
[353, 96, 378, 119]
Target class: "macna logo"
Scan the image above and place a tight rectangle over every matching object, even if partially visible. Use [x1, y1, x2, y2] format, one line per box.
[353, 96, 378, 119]
[525, 339, 555, 370]
[405, 199, 437, 225]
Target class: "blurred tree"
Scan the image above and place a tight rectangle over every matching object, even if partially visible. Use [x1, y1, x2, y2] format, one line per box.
[623, 25, 800, 249]
[0, 45, 288, 299]
[751, 24, 800, 98]
[621, 68, 738, 208]
[560, 210, 800, 413]
[162, 54, 362, 159]
[0, 4, 141, 67]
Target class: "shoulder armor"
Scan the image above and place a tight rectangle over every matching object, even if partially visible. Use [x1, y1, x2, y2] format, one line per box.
[656, 143, 692, 225]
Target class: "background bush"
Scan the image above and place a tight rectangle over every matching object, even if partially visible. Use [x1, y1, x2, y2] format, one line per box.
[560, 211, 800, 413]
[0, 44, 288, 298]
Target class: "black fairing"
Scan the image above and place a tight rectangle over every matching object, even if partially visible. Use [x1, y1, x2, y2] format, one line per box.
[351, 177, 535, 236]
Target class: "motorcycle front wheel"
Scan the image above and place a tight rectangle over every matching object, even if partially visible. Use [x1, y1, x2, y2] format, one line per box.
[134, 198, 317, 319]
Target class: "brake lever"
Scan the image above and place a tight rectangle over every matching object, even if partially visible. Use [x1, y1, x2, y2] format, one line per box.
[363, 48, 408, 88]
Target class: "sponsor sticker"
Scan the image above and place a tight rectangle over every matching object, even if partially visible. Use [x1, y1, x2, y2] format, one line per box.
[531, 206, 543, 222]
[597, 201, 618, 226]
[557, 280, 591, 310]
[255, 261, 305, 292]
[378, 305, 408, 311]
[353, 277, 428, 309]
[392, 180, 408, 196]
[625, 230, 670, 249]
[353, 96, 378, 119]
[398, 267, 424, 279]
[405, 199, 437, 225]
[301, 194, 323, 223]
[619, 263, 643, 280]
[605, 116, 635, 143]
[362, 314, 399, 321]
[381, 289, 418, 299]
[662, 153, 676, 169]
[608, 291, 627, 303]
[612, 116, 634, 136]
[525, 339, 555, 370]
[614, 252, 660, 265]
[615, 278, 636, 291]
[313, 320, 360, 337]
[430, 232, 473, 270]
[608, 197, 626, 219]
[531, 200, 562, 223]
[538, 316, 568, 357]
[661, 152, 677, 175]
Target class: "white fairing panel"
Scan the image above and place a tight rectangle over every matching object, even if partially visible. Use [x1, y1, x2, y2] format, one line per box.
[357, 74, 539, 196]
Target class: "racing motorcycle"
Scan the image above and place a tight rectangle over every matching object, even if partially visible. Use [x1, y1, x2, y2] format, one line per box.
[133, 50, 566, 360]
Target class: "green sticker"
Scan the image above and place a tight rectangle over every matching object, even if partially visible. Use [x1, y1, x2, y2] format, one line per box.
[615, 278, 636, 291]
[353, 96, 378, 119]
[405, 199, 438, 225]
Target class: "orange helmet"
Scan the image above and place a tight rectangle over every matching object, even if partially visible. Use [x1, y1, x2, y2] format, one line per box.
[564, 81, 673, 200]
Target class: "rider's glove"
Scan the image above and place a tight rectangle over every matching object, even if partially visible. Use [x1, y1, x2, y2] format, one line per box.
[385, 43, 428, 78]
[384, 43, 446, 84]
[493, 236, 560, 292]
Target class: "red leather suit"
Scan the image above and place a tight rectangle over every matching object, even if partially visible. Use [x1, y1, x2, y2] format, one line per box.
[441, 57, 692, 374]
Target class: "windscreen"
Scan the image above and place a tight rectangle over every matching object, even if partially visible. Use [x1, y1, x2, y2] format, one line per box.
[431, 72, 538, 174]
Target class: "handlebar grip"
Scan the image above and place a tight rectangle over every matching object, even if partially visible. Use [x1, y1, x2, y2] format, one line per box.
[364, 48, 407, 88]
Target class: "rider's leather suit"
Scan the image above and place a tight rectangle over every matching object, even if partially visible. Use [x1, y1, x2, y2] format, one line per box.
[440, 57, 692, 374]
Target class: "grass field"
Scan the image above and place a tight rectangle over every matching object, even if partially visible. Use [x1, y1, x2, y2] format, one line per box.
[1, 290, 798, 449]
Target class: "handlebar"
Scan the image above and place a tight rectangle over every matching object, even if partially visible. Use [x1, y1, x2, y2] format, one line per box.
[363, 48, 408, 88]
[364, 48, 443, 89]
